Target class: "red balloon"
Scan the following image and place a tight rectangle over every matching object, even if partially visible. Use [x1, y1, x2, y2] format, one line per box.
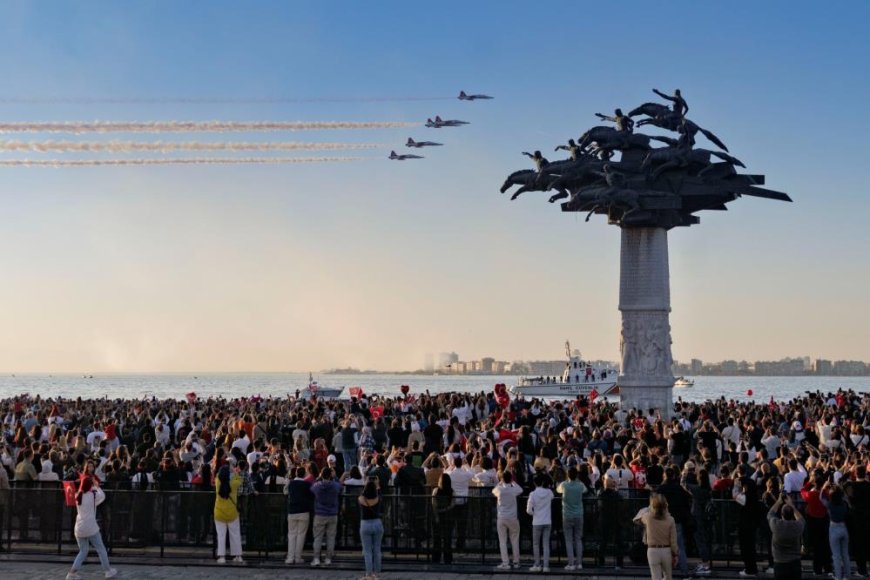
[400, 384, 410, 396]
[747, 389, 754, 397]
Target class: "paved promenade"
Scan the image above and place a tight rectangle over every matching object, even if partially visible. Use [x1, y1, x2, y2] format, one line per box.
[0, 558, 801, 579]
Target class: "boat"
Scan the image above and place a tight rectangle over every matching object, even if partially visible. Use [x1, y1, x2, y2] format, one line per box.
[300, 373, 345, 399]
[674, 376, 695, 388]
[509, 341, 618, 398]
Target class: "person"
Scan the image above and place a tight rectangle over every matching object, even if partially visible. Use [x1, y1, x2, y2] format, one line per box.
[310, 466, 342, 566]
[821, 481, 851, 580]
[358, 478, 383, 580]
[734, 474, 760, 576]
[801, 471, 833, 576]
[634, 494, 678, 580]
[686, 467, 714, 576]
[0, 460, 9, 552]
[445, 456, 473, 551]
[521, 150, 549, 173]
[492, 470, 522, 570]
[213, 464, 244, 564]
[767, 494, 804, 580]
[65, 477, 117, 580]
[653, 88, 689, 117]
[526, 473, 554, 573]
[843, 465, 869, 576]
[284, 465, 313, 565]
[598, 476, 625, 569]
[657, 466, 691, 577]
[557, 466, 587, 571]
[595, 108, 635, 133]
[554, 139, 584, 160]
[431, 472, 455, 564]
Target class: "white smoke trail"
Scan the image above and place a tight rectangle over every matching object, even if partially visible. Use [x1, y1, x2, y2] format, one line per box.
[0, 156, 373, 168]
[0, 96, 453, 104]
[0, 121, 418, 134]
[0, 140, 385, 153]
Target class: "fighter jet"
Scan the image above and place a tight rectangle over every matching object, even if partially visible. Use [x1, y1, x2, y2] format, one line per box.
[425, 115, 470, 128]
[389, 150, 423, 160]
[458, 90, 493, 101]
[406, 137, 443, 148]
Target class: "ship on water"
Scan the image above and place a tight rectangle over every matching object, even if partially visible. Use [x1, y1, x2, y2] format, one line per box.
[509, 341, 619, 398]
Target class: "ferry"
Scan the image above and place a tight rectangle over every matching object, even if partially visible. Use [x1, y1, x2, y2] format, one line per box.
[509, 342, 619, 398]
[674, 376, 695, 388]
[301, 373, 345, 399]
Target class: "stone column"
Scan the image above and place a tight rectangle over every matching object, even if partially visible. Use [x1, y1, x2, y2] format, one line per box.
[618, 227, 674, 414]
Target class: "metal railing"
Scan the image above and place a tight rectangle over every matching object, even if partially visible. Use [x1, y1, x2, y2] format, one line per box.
[0, 484, 802, 568]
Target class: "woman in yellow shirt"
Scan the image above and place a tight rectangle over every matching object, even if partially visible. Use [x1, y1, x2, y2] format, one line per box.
[213, 464, 244, 564]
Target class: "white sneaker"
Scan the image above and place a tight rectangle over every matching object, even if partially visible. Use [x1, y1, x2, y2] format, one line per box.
[324, 558, 332, 565]
[233, 556, 245, 564]
[739, 571, 756, 577]
[576, 563, 583, 569]
[495, 563, 511, 570]
[105, 570, 118, 579]
[542, 567, 550, 573]
[217, 557, 226, 564]
[311, 559, 321, 567]
[564, 564, 576, 571]
[529, 565, 542, 572]
[66, 573, 82, 580]
[285, 557, 295, 564]
[765, 567, 774, 575]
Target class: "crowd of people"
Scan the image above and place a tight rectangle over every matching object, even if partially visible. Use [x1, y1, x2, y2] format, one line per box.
[0, 387, 868, 580]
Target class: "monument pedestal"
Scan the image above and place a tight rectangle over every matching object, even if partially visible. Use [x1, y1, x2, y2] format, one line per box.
[617, 227, 674, 414]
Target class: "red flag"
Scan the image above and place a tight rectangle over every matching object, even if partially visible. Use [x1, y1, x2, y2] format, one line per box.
[769, 396, 777, 413]
[186, 392, 197, 404]
[371, 406, 384, 420]
[589, 388, 599, 403]
[349, 386, 364, 399]
[62, 481, 77, 507]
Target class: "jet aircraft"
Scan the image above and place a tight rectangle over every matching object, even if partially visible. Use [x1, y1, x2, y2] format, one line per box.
[389, 150, 424, 160]
[425, 115, 470, 128]
[458, 90, 493, 101]
[406, 137, 443, 148]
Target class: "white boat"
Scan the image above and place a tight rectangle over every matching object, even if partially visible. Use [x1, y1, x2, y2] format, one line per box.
[300, 373, 345, 399]
[674, 376, 695, 388]
[509, 341, 618, 398]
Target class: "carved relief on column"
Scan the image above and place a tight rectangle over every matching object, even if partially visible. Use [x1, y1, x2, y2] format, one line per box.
[620, 311, 673, 381]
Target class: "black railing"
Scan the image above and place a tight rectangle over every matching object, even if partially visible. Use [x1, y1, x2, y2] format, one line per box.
[0, 484, 805, 568]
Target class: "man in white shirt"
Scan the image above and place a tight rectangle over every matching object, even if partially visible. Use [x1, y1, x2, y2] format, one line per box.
[783, 459, 807, 494]
[86, 426, 106, 451]
[526, 474, 554, 572]
[492, 471, 523, 569]
[445, 457, 474, 550]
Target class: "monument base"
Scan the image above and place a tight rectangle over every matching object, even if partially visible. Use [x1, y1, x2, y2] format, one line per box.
[618, 227, 675, 416]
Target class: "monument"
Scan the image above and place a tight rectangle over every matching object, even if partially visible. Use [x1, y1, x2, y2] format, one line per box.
[501, 89, 791, 413]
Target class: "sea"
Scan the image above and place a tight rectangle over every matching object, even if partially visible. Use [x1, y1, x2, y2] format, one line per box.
[0, 373, 867, 403]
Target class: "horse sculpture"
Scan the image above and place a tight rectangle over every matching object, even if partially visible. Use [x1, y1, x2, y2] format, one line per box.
[577, 126, 671, 159]
[643, 146, 745, 180]
[628, 103, 730, 152]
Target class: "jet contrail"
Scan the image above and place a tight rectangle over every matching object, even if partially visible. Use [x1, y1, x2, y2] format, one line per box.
[0, 140, 385, 153]
[0, 121, 419, 134]
[0, 156, 372, 168]
[0, 96, 453, 104]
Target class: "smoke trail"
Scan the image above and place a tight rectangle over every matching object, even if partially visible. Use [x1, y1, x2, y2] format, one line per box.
[0, 156, 372, 167]
[0, 96, 454, 104]
[0, 140, 385, 153]
[0, 121, 419, 134]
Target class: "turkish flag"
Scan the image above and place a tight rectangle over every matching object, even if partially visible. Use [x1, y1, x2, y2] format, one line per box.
[371, 406, 384, 420]
[63, 481, 77, 507]
[589, 388, 599, 402]
[349, 386, 364, 399]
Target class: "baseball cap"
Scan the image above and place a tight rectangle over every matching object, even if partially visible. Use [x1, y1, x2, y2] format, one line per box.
[327, 454, 336, 463]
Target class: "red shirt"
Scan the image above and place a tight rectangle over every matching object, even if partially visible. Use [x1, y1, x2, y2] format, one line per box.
[801, 485, 827, 519]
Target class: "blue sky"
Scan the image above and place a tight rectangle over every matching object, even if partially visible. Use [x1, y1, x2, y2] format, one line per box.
[0, 2, 868, 372]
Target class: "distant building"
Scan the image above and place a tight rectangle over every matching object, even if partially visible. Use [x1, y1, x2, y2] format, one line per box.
[528, 360, 567, 377]
[755, 358, 805, 376]
[480, 357, 495, 373]
[691, 359, 703, 375]
[438, 352, 459, 372]
[493, 360, 507, 374]
[721, 360, 739, 375]
[815, 359, 833, 375]
[833, 360, 866, 376]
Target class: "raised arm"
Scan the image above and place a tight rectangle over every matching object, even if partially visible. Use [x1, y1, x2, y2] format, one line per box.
[652, 88, 674, 102]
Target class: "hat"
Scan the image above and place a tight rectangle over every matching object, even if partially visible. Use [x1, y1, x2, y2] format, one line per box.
[684, 461, 696, 470]
[792, 421, 803, 431]
[327, 454, 336, 463]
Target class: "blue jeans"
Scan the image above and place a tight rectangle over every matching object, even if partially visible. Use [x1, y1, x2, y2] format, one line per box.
[675, 523, 688, 575]
[829, 523, 850, 580]
[563, 516, 584, 566]
[533, 524, 551, 568]
[72, 532, 111, 572]
[343, 449, 358, 471]
[360, 518, 383, 574]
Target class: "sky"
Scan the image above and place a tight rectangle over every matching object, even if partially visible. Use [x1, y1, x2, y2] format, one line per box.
[0, 1, 868, 373]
